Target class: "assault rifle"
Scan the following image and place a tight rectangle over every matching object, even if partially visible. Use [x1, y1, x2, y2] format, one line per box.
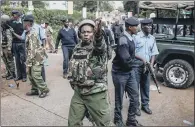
[145, 62, 161, 94]
[1, 56, 20, 88]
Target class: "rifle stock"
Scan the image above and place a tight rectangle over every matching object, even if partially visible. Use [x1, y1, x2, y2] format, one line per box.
[146, 62, 161, 93]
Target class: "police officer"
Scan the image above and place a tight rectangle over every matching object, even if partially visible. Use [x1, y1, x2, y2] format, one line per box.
[9, 10, 27, 82]
[1, 14, 16, 80]
[134, 19, 159, 116]
[54, 18, 78, 79]
[111, 19, 124, 45]
[68, 19, 111, 126]
[101, 21, 114, 60]
[112, 17, 142, 126]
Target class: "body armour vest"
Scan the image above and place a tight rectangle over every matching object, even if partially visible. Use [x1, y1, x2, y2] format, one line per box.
[68, 42, 107, 87]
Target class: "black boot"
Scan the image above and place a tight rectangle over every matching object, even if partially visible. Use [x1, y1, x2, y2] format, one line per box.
[126, 120, 143, 126]
[26, 91, 39, 96]
[39, 89, 49, 98]
[15, 77, 22, 81]
[141, 106, 152, 114]
[22, 78, 27, 82]
[6, 75, 14, 80]
[2, 73, 9, 78]
[136, 109, 141, 116]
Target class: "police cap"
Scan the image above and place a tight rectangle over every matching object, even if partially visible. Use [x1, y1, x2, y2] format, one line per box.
[125, 17, 139, 27]
[140, 19, 153, 25]
[23, 15, 34, 22]
[11, 10, 20, 15]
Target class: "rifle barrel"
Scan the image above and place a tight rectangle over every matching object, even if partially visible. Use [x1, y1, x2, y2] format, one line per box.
[146, 63, 161, 94]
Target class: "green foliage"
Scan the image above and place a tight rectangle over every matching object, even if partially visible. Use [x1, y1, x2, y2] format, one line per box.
[32, 1, 45, 9]
[74, 1, 114, 12]
[123, 1, 139, 15]
[21, 1, 28, 7]
[1, 6, 96, 44]
[100, 1, 114, 12]
[1, 6, 95, 24]
[1, 0, 10, 6]
[74, 1, 97, 12]
[117, 6, 125, 12]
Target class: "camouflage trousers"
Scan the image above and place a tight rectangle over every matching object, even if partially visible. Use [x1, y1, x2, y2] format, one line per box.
[45, 35, 54, 51]
[1, 47, 15, 76]
[27, 65, 49, 93]
[68, 89, 111, 126]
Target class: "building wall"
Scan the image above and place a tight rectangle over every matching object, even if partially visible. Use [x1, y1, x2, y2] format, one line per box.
[45, 1, 68, 10]
[9, 1, 22, 7]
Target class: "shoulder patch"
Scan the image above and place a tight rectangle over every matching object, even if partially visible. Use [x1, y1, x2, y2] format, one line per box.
[119, 36, 128, 45]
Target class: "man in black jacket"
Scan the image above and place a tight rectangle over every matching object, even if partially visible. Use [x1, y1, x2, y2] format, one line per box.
[102, 21, 114, 46]
[9, 10, 27, 82]
[100, 21, 114, 60]
[112, 17, 142, 126]
[111, 20, 124, 45]
[54, 18, 78, 79]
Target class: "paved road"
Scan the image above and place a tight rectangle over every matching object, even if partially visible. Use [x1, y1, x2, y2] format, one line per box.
[1, 51, 194, 126]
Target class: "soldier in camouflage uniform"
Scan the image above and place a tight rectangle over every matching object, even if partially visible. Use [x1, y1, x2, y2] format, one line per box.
[67, 19, 111, 126]
[22, 15, 49, 98]
[1, 14, 16, 80]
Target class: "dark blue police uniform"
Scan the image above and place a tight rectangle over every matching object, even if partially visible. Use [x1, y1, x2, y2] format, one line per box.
[112, 17, 141, 126]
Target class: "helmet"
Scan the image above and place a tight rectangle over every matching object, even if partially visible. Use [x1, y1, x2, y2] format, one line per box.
[23, 15, 34, 22]
[1, 14, 10, 23]
[78, 19, 95, 31]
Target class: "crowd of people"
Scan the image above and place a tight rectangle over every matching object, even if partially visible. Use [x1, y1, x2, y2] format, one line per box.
[1, 10, 161, 126]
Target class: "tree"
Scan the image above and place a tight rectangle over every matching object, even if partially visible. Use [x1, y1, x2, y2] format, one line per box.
[32, 1, 45, 8]
[117, 6, 124, 12]
[1, 0, 10, 6]
[100, 2, 114, 12]
[123, 1, 139, 15]
[21, 1, 28, 7]
[74, 1, 114, 13]
[74, 1, 97, 12]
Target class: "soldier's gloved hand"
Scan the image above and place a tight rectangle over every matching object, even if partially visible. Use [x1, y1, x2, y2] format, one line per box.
[9, 27, 14, 33]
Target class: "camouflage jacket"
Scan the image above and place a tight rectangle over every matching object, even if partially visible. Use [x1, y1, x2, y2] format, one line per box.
[1, 28, 12, 50]
[25, 28, 47, 67]
[68, 35, 108, 95]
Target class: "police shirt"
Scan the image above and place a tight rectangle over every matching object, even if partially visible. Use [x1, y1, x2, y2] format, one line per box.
[134, 31, 159, 62]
